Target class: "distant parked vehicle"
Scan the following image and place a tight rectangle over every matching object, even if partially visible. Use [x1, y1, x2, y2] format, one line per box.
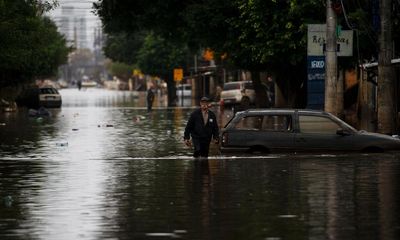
[81, 80, 98, 88]
[220, 109, 400, 154]
[16, 86, 62, 108]
[220, 81, 255, 107]
[176, 84, 192, 97]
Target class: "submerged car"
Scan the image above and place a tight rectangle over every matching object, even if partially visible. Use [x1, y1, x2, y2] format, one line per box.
[220, 109, 400, 153]
[38, 87, 62, 108]
[16, 86, 62, 108]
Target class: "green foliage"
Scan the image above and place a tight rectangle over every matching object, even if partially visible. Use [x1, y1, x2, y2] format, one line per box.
[103, 32, 146, 65]
[226, 0, 325, 70]
[107, 61, 135, 80]
[90, 0, 400, 71]
[94, 0, 326, 71]
[93, 0, 327, 107]
[95, 0, 192, 69]
[0, 0, 69, 88]
[182, 0, 238, 52]
[94, 1, 190, 78]
[336, 0, 400, 62]
[136, 33, 189, 79]
[94, 0, 186, 41]
[94, 0, 399, 107]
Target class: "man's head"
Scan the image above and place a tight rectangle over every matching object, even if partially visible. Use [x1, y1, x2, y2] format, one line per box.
[200, 97, 210, 111]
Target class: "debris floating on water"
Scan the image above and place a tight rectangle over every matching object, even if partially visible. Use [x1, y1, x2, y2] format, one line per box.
[3, 195, 13, 207]
[56, 142, 68, 147]
[98, 124, 114, 127]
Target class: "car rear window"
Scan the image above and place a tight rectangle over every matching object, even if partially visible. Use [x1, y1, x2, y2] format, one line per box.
[299, 115, 340, 134]
[40, 88, 58, 94]
[223, 83, 240, 90]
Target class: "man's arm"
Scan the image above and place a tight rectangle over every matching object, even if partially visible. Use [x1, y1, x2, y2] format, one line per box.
[211, 113, 219, 142]
[184, 113, 194, 140]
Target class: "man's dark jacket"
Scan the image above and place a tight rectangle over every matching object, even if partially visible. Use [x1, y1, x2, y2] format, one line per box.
[184, 109, 219, 140]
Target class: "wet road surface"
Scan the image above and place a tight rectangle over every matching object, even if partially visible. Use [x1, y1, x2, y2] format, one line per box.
[1, 88, 400, 239]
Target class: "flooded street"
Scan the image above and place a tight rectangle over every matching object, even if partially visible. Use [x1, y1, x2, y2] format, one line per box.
[1, 89, 400, 240]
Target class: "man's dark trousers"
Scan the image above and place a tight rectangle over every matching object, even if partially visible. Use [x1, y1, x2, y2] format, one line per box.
[192, 137, 210, 158]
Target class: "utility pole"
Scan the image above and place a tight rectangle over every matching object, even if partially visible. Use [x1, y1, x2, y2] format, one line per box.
[325, 0, 338, 115]
[377, 0, 395, 134]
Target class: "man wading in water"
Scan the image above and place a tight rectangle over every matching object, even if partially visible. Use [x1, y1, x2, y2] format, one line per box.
[184, 97, 219, 158]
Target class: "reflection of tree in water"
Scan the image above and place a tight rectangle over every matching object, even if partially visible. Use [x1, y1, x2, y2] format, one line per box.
[0, 161, 46, 234]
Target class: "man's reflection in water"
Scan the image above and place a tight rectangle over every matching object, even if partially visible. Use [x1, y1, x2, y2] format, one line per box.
[186, 158, 213, 239]
[194, 158, 210, 176]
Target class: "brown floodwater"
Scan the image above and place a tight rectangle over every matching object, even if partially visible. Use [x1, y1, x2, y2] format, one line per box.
[1, 88, 400, 240]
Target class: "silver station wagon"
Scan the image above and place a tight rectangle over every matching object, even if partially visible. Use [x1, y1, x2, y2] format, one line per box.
[220, 109, 400, 153]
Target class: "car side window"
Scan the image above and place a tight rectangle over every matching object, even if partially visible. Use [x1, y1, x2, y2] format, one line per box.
[223, 83, 240, 90]
[244, 82, 254, 89]
[261, 115, 292, 132]
[299, 115, 340, 134]
[233, 116, 262, 130]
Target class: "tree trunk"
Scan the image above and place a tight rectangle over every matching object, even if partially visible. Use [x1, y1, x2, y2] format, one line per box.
[358, 68, 377, 131]
[377, 0, 395, 134]
[166, 76, 177, 107]
[251, 71, 269, 108]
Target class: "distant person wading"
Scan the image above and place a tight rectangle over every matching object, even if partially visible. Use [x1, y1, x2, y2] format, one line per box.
[184, 97, 219, 158]
[147, 86, 155, 112]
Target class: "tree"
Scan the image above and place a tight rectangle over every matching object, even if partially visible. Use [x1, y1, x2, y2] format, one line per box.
[94, 1, 192, 106]
[224, 0, 325, 107]
[94, 0, 328, 107]
[103, 32, 146, 65]
[0, 0, 69, 88]
[100, 30, 190, 106]
[94, 0, 186, 41]
[136, 33, 190, 106]
[106, 61, 135, 82]
[339, 0, 400, 132]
